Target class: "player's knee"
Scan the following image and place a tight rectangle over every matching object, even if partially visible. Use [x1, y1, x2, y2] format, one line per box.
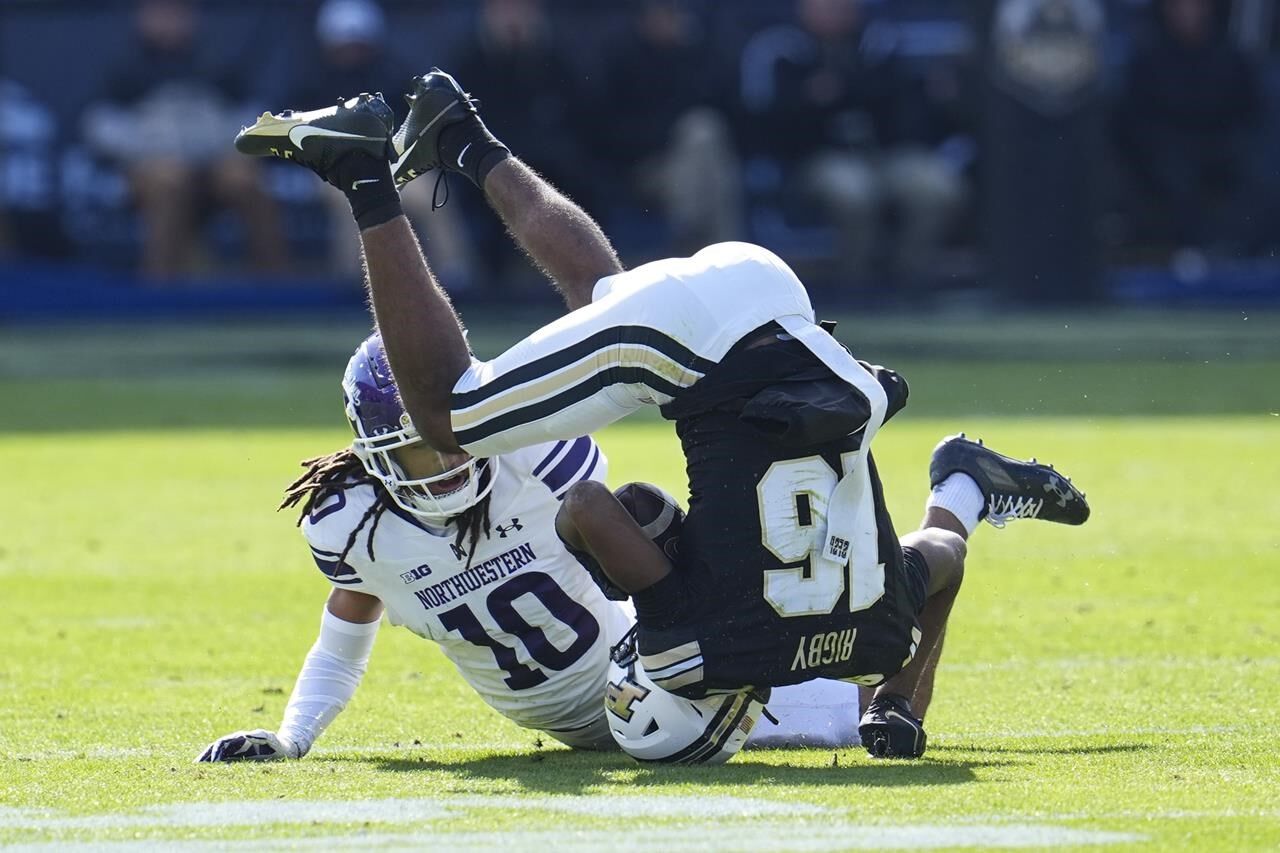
[906, 529, 965, 594]
[931, 530, 966, 591]
[559, 480, 612, 521]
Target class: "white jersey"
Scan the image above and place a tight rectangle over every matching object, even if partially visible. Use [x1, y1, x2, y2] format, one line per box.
[301, 436, 632, 733]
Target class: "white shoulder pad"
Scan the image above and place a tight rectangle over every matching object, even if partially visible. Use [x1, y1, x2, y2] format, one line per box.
[505, 435, 607, 500]
[299, 483, 381, 588]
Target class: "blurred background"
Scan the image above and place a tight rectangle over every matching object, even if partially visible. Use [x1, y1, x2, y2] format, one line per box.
[3, 0, 1280, 319]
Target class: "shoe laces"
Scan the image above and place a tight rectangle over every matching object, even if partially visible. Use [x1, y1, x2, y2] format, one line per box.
[431, 170, 451, 210]
[985, 494, 1044, 528]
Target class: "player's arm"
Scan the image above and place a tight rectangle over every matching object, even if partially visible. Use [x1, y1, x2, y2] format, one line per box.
[481, 158, 622, 311]
[555, 481, 673, 595]
[359, 217, 472, 453]
[196, 589, 383, 762]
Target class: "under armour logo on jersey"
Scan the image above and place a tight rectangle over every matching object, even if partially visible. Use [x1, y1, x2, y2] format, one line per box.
[450, 542, 468, 561]
[1043, 476, 1075, 508]
[495, 518, 524, 538]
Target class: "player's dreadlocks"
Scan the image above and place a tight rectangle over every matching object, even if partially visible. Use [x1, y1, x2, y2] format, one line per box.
[280, 447, 492, 566]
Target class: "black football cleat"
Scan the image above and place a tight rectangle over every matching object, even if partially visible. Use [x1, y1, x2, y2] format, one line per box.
[391, 69, 482, 187]
[234, 93, 395, 185]
[930, 434, 1090, 528]
[859, 694, 926, 759]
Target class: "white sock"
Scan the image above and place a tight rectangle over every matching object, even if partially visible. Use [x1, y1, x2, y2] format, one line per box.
[926, 473, 985, 536]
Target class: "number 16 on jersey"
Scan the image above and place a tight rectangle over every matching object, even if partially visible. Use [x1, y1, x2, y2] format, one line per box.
[757, 453, 885, 618]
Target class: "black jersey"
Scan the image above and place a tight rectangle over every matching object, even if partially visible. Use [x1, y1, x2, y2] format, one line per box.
[636, 327, 923, 697]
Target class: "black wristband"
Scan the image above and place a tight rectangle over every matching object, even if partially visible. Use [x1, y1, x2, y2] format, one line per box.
[351, 190, 403, 231]
[333, 152, 403, 230]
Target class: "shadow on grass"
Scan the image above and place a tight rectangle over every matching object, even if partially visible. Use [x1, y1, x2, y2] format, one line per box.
[358, 749, 1011, 794]
[929, 742, 1152, 757]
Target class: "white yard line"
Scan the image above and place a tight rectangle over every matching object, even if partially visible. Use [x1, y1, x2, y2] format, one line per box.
[0, 796, 826, 831]
[0, 822, 1144, 851]
[943, 657, 1279, 673]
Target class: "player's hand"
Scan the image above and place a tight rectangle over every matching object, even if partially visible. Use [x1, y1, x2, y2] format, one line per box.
[195, 729, 301, 763]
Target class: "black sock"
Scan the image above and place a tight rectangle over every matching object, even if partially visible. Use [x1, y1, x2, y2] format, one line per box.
[438, 118, 511, 188]
[333, 152, 402, 230]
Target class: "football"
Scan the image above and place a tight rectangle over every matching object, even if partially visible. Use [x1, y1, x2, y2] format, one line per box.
[612, 481, 685, 560]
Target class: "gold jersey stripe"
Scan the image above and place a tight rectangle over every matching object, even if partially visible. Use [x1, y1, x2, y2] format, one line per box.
[453, 344, 705, 431]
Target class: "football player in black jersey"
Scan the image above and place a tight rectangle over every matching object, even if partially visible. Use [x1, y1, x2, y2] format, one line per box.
[235, 70, 1089, 759]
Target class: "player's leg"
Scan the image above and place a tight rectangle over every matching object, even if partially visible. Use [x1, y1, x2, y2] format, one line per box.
[358, 216, 472, 451]
[877, 510, 967, 714]
[858, 497, 969, 759]
[236, 75, 626, 454]
[447, 237, 824, 458]
[234, 95, 472, 452]
[392, 70, 622, 310]
[860, 435, 1091, 758]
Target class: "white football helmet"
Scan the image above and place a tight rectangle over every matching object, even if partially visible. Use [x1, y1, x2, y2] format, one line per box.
[604, 655, 764, 764]
[342, 334, 498, 520]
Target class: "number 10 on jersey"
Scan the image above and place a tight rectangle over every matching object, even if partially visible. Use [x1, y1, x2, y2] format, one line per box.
[757, 454, 885, 618]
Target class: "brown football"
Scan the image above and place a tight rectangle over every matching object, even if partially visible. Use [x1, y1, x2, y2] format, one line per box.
[613, 481, 685, 560]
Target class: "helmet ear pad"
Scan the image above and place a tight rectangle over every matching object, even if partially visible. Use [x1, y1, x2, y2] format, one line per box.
[603, 657, 763, 764]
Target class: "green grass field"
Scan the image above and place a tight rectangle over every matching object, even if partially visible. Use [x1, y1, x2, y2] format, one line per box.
[1, 311, 1278, 850]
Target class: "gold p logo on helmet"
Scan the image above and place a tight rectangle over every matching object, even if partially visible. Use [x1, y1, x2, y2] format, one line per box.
[605, 677, 651, 723]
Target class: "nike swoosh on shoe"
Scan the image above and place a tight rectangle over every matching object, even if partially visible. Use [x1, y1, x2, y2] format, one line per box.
[287, 125, 385, 148]
[392, 139, 418, 173]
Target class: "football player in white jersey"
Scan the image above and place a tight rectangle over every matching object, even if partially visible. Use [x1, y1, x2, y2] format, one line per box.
[197, 334, 864, 762]
[230, 72, 1088, 763]
[198, 333, 627, 758]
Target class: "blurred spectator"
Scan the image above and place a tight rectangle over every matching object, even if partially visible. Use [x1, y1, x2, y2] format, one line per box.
[289, 0, 472, 284]
[450, 0, 598, 207]
[595, 0, 743, 254]
[450, 0, 597, 202]
[1114, 0, 1264, 259]
[0, 79, 67, 260]
[742, 0, 966, 282]
[81, 0, 287, 280]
